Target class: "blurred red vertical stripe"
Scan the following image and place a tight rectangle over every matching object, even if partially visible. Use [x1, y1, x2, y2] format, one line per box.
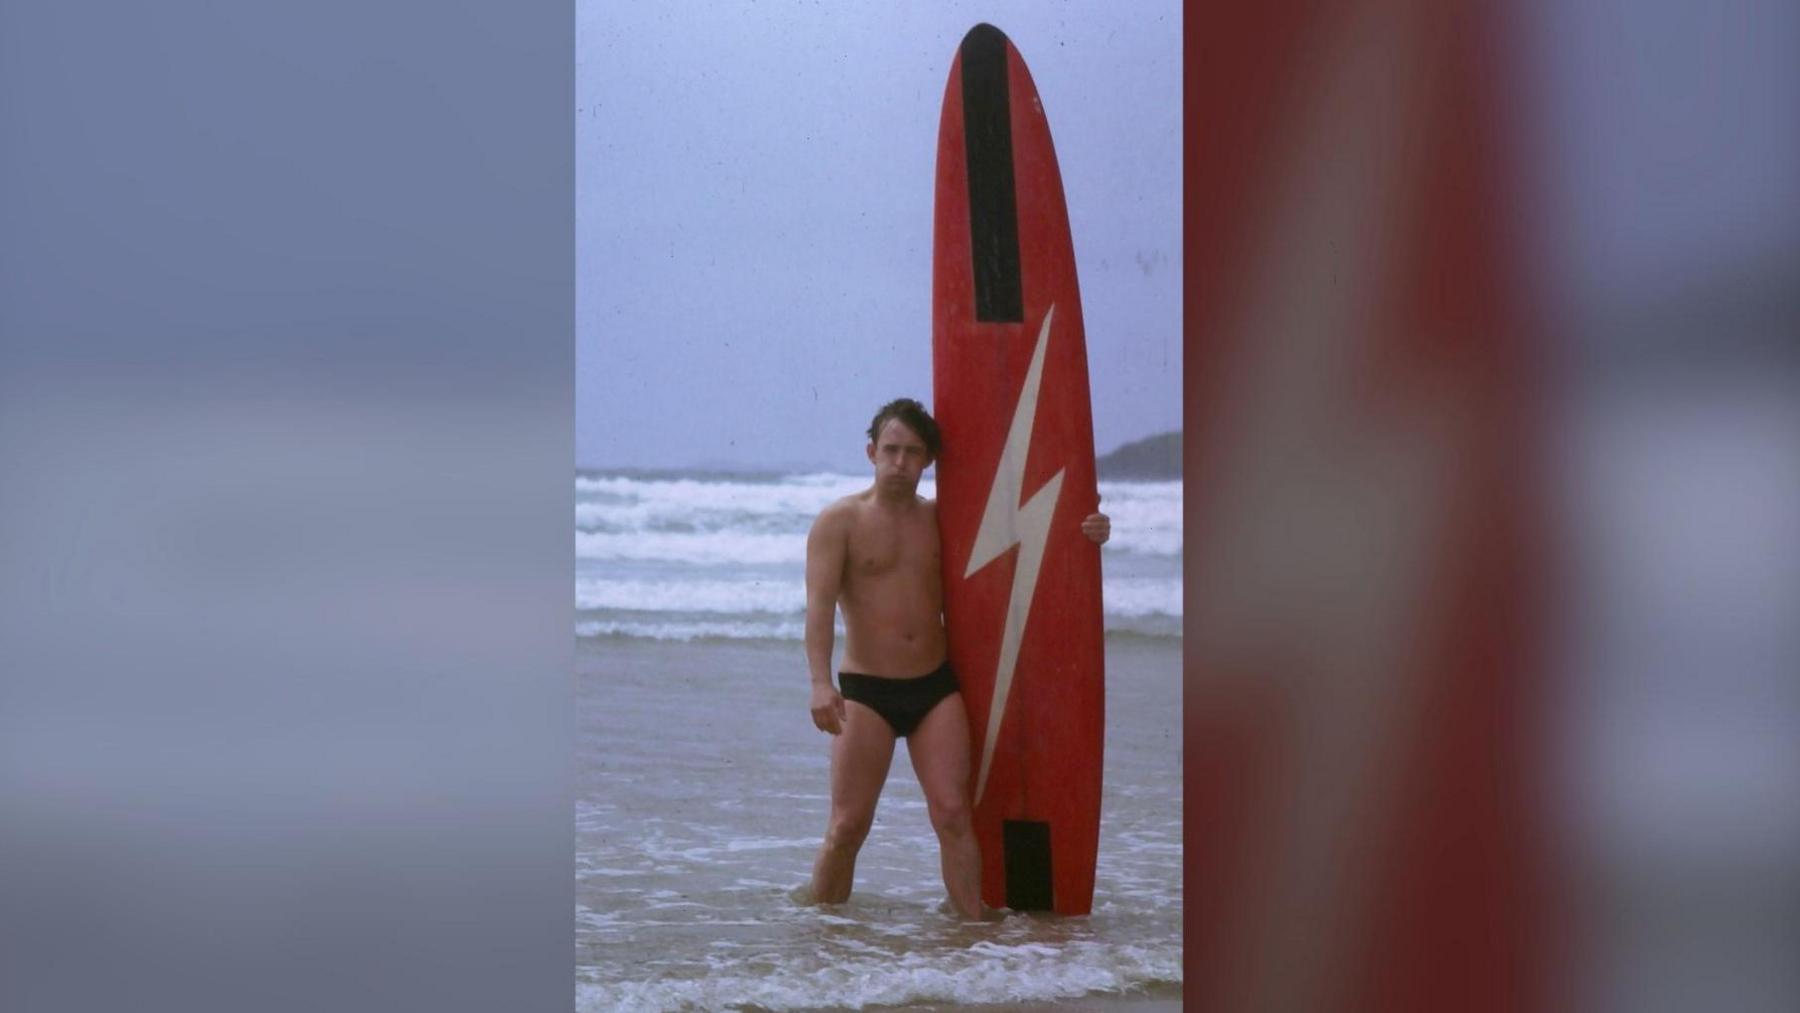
[1184, 2, 1552, 1010]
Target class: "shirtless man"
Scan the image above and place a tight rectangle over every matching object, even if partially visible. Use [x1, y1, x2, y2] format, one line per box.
[804, 398, 1109, 919]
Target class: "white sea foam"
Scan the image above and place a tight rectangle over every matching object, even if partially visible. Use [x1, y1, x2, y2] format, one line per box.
[574, 575, 1173, 620]
[576, 937, 1181, 1012]
[1100, 576, 1183, 618]
[1096, 480, 1183, 556]
[575, 529, 803, 565]
[577, 473, 922, 517]
[575, 475, 1176, 543]
[1100, 527, 1184, 557]
[575, 618, 807, 642]
[575, 576, 802, 614]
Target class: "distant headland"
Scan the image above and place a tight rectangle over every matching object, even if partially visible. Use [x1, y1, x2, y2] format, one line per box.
[1097, 431, 1181, 480]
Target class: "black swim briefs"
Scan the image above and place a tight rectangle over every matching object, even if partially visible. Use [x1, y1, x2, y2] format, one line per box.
[837, 661, 960, 738]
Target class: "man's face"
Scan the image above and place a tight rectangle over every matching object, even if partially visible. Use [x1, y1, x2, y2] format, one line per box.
[867, 418, 932, 491]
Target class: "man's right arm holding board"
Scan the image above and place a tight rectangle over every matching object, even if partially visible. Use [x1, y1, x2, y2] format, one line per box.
[805, 504, 849, 735]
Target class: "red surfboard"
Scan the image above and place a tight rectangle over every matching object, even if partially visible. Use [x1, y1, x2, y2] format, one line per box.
[931, 23, 1104, 916]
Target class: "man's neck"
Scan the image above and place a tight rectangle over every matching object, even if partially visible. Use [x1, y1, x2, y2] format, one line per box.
[869, 483, 917, 509]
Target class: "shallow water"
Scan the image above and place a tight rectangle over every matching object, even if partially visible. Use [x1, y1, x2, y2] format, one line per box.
[576, 636, 1182, 1012]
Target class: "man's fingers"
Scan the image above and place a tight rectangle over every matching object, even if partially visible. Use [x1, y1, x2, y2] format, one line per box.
[1079, 512, 1111, 544]
[812, 701, 845, 735]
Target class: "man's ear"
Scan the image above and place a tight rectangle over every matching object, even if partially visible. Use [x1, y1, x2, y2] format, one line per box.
[866, 442, 876, 463]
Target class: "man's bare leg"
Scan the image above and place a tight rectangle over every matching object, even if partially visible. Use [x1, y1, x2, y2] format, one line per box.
[907, 692, 983, 919]
[809, 700, 896, 905]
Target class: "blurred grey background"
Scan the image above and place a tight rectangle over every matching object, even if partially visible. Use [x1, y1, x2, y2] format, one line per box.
[1525, 2, 1799, 1010]
[1, 2, 572, 1011]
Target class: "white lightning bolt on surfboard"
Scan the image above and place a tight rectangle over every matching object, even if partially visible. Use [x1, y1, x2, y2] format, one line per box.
[963, 306, 1064, 807]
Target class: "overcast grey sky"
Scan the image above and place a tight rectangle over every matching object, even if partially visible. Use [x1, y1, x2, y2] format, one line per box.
[575, 2, 1181, 471]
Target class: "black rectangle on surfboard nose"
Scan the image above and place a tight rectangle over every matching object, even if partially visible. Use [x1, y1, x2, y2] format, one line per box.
[1002, 819, 1054, 911]
[959, 23, 1023, 324]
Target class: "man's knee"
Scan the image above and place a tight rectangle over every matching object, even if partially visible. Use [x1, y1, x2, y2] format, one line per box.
[824, 811, 875, 853]
[927, 793, 972, 838]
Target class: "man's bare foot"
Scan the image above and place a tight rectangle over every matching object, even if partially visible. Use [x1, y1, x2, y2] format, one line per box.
[935, 898, 1004, 921]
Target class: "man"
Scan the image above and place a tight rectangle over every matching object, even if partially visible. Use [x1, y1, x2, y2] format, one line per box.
[804, 398, 1109, 919]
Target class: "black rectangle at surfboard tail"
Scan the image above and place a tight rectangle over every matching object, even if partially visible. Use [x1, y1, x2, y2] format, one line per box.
[959, 23, 1023, 324]
[1002, 819, 1055, 911]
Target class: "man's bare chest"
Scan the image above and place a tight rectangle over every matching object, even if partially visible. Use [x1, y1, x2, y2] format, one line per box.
[845, 517, 940, 582]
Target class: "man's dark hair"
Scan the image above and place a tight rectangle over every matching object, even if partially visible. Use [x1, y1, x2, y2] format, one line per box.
[867, 398, 941, 459]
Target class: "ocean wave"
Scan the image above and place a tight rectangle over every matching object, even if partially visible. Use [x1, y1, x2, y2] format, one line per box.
[1095, 480, 1182, 556]
[575, 529, 804, 565]
[1106, 617, 1185, 641]
[575, 473, 1180, 559]
[574, 500, 807, 535]
[574, 575, 1178, 620]
[577, 472, 921, 515]
[1097, 478, 1181, 498]
[1100, 577, 1183, 617]
[1101, 528, 1183, 557]
[575, 528, 1177, 566]
[576, 618, 805, 642]
[575, 605, 1179, 642]
[571, 472, 1180, 636]
[575, 577, 802, 614]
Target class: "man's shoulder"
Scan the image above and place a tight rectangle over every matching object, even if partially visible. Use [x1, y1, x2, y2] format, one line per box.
[812, 493, 865, 531]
